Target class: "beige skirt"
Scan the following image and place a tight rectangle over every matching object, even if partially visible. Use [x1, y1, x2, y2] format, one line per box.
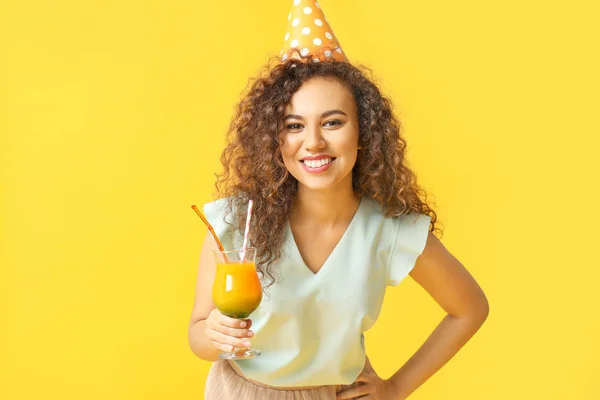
[204, 360, 362, 400]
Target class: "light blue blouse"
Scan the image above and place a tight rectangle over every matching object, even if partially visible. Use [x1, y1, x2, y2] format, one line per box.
[203, 196, 431, 387]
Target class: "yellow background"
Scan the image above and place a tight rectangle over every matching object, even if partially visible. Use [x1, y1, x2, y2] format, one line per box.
[1, 0, 599, 398]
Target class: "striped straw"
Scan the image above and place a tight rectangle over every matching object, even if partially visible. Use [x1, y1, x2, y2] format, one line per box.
[241, 199, 253, 261]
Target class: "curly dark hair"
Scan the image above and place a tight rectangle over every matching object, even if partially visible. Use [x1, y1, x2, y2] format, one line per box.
[215, 51, 440, 287]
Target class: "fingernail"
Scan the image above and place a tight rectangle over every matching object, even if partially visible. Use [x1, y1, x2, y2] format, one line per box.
[243, 340, 251, 348]
[248, 331, 254, 337]
[240, 321, 247, 327]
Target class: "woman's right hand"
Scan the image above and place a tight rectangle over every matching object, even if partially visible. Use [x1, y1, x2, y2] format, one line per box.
[204, 308, 254, 353]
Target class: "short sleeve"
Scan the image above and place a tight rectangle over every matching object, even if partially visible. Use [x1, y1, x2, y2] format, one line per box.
[202, 197, 242, 251]
[387, 213, 431, 286]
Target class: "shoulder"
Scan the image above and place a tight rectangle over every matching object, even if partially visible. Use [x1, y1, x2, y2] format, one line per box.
[202, 197, 230, 220]
[360, 196, 431, 230]
[360, 198, 430, 286]
[202, 196, 243, 249]
[202, 196, 238, 230]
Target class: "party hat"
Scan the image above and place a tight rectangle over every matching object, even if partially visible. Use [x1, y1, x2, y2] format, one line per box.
[280, 0, 347, 62]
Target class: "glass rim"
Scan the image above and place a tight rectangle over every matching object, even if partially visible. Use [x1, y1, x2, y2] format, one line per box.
[212, 247, 256, 255]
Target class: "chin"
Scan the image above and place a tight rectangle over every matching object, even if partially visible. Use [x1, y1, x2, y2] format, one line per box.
[294, 173, 349, 192]
[286, 163, 354, 192]
[297, 180, 338, 192]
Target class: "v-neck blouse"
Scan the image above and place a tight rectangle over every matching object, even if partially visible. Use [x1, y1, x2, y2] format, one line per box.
[285, 197, 364, 277]
[203, 196, 431, 387]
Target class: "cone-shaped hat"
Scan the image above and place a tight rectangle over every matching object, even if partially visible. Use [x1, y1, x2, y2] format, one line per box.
[280, 0, 347, 62]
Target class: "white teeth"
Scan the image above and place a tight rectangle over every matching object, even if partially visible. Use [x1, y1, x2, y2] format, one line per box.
[304, 158, 332, 168]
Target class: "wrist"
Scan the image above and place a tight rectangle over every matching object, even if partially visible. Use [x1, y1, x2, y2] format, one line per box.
[386, 378, 408, 400]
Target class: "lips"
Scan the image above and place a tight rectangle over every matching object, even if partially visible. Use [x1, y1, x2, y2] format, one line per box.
[301, 157, 333, 168]
[300, 156, 336, 173]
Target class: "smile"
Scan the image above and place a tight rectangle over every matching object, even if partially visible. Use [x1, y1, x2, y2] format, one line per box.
[302, 158, 333, 168]
[300, 157, 336, 173]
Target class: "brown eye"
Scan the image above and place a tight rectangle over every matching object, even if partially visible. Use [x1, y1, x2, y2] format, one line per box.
[286, 123, 303, 130]
[323, 120, 342, 127]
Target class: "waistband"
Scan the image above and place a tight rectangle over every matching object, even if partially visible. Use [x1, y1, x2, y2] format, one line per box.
[226, 360, 326, 391]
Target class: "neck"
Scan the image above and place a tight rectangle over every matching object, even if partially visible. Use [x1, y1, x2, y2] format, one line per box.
[292, 182, 360, 226]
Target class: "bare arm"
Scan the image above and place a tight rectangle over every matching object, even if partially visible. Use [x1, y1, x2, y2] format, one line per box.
[388, 232, 490, 399]
[188, 232, 254, 362]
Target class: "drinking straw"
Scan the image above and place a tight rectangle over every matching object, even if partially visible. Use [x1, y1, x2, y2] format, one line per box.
[241, 200, 254, 261]
[191, 205, 226, 254]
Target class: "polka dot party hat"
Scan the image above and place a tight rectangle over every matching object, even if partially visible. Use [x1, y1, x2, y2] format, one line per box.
[281, 0, 347, 62]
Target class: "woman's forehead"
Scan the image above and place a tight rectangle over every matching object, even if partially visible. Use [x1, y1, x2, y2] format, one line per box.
[285, 77, 355, 115]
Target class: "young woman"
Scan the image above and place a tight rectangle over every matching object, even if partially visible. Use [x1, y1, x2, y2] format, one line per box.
[188, 55, 489, 399]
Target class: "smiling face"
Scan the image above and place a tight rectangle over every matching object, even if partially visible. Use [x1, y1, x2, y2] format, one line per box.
[279, 76, 360, 193]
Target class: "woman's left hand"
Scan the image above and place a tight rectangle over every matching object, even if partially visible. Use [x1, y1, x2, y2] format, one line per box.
[336, 358, 398, 400]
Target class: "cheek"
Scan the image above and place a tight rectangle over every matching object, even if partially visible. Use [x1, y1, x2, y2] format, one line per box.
[279, 141, 297, 172]
[338, 134, 360, 155]
[337, 135, 360, 168]
[280, 136, 300, 160]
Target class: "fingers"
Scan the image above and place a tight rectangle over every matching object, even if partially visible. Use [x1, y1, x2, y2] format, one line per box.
[216, 314, 254, 337]
[239, 319, 253, 329]
[207, 329, 251, 350]
[209, 339, 251, 354]
[336, 384, 369, 399]
[205, 309, 254, 352]
[353, 373, 370, 383]
[209, 340, 234, 353]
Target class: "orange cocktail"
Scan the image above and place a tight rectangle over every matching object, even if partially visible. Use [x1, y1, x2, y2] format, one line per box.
[213, 260, 262, 319]
[212, 247, 262, 359]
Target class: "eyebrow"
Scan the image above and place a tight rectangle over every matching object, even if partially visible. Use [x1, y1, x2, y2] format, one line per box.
[283, 109, 347, 121]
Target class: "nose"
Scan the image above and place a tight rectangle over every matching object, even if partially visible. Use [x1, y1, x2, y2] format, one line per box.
[303, 125, 326, 151]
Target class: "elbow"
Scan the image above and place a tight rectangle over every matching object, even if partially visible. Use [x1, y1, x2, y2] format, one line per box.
[480, 296, 490, 322]
[188, 320, 220, 362]
[453, 294, 489, 326]
[187, 324, 201, 357]
[187, 321, 203, 357]
[472, 294, 490, 325]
